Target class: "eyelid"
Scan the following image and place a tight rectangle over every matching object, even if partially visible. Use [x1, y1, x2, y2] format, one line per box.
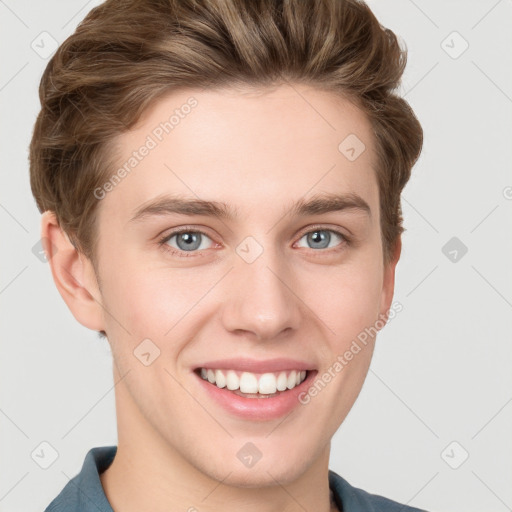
[294, 223, 350, 241]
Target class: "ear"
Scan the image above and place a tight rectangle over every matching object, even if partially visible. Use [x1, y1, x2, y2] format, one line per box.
[40, 210, 106, 332]
[378, 236, 402, 325]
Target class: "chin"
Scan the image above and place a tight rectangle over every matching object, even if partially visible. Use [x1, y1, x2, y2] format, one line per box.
[218, 464, 302, 489]
[195, 444, 315, 489]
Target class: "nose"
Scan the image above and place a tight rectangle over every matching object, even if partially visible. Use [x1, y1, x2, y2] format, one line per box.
[221, 246, 302, 341]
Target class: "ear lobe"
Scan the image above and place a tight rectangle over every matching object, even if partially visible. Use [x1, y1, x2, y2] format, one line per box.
[378, 236, 402, 326]
[41, 210, 106, 332]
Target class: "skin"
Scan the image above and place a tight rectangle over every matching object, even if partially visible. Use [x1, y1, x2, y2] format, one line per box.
[42, 83, 401, 512]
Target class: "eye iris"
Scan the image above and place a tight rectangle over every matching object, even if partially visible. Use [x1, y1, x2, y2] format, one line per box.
[308, 230, 330, 249]
[176, 232, 201, 251]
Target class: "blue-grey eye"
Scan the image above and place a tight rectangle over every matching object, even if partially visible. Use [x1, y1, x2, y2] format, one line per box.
[167, 231, 213, 252]
[297, 229, 344, 250]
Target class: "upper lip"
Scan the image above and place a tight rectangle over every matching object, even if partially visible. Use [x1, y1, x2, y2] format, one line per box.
[195, 357, 315, 373]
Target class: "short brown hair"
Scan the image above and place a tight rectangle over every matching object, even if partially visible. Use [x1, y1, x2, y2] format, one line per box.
[29, 0, 422, 268]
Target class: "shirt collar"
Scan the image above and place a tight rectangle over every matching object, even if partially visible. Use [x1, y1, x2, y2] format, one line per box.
[45, 446, 115, 512]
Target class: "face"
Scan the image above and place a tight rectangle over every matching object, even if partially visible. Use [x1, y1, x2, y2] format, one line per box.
[69, 84, 398, 486]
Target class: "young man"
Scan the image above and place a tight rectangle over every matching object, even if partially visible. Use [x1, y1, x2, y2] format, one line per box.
[30, 0, 425, 510]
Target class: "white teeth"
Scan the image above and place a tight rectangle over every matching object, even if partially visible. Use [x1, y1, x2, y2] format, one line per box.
[287, 370, 297, 389]
[258, 373, 277, 394]
[239, 372, 259, 393]
[198, 368, 308, 394]
[226, 370, 239, 391]
[215, 369, 226, 388]
[276, 372, 288, 391]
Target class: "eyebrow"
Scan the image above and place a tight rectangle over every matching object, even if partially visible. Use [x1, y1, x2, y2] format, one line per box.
[128, 192, 371, 224]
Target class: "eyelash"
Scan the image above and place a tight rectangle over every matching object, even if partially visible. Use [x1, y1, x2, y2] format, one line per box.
[157, 225, 351, 258]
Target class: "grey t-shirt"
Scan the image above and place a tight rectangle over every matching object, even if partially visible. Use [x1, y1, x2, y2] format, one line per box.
[44, 446, 428, 512]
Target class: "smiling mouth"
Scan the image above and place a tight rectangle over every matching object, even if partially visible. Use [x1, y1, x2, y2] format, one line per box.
[194, 367, 311, 398]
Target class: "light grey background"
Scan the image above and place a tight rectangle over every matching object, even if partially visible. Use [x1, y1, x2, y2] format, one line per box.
[1, 1, 511, 511]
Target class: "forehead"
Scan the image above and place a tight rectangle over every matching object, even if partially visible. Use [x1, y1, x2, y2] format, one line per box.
[101, 84, 379, 225]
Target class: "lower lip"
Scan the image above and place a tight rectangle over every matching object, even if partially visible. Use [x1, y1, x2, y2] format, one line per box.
[193, 370, 318, 421]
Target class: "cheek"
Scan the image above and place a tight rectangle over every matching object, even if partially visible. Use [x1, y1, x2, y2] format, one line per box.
[99, 260, 219, 369]
[100, 258, 198, 331]
[301, 256, 383, 342]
